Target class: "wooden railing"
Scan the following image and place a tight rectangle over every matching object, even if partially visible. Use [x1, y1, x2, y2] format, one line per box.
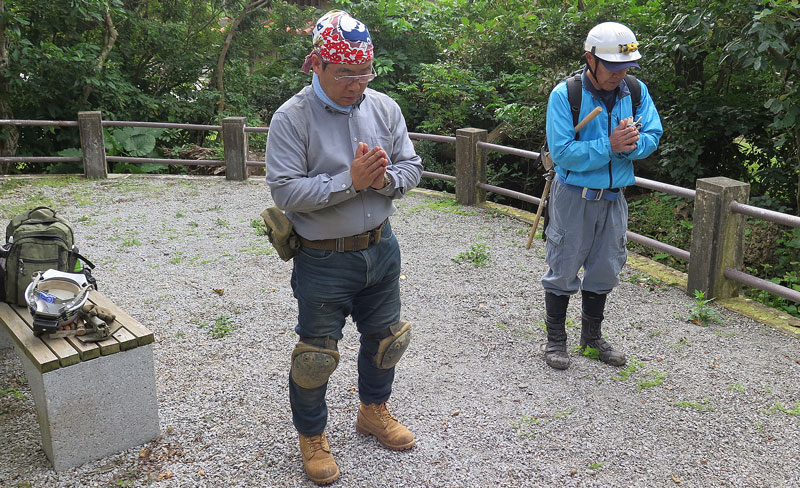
[2, 113, 800, 306]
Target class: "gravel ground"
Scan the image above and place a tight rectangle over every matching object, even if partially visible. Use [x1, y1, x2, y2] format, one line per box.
[1, 175, 799, 488]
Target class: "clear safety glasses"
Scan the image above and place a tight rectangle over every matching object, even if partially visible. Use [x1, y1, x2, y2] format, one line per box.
[332, 67, 378, 86]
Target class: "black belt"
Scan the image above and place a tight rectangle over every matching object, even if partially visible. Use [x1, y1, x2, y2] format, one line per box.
[299, 220, 387, 252]
[557, 175, 622, 201]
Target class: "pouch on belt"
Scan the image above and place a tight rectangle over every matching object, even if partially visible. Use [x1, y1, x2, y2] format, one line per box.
[260, 207, 300, 261]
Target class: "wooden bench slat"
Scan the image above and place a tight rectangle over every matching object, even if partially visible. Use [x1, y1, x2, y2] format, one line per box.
[0, 303, 60, 373]
[14, 306, 81, 368]
[89, 292, 154, 346]
[64, 335, 101, 361]
[96, 334, 121, 356]
[112, 326, 139, 351]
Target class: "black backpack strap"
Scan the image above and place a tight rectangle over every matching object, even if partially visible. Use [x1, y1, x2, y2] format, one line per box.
[71, 250, 95, 270]
[625, 74, 642, 118]
[566, 74, 582, 137]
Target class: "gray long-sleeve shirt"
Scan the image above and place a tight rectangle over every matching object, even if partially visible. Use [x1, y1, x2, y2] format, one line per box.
[265, 85, 423, 240]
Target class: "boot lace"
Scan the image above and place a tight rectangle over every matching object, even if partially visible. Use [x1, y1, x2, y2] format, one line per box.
[305, 433, 329, 455]
[372, 402, 397, 426]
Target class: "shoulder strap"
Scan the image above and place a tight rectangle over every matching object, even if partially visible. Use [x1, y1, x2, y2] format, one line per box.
[566, 74, 582, 130]
[625, 74, 642, 118]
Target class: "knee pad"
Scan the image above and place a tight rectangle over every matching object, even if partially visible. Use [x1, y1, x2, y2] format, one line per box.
[291, 338, 340, 389]
[374, 321, 412, 369]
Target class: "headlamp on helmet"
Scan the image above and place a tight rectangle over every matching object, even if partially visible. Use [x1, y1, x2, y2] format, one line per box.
[584, 22, 642, 62]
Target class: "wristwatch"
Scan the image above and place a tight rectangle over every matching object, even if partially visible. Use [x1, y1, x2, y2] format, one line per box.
[383, 172, 393, 189]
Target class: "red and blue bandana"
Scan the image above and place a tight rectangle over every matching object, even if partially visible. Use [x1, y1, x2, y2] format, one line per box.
[301, 10, 373, 73]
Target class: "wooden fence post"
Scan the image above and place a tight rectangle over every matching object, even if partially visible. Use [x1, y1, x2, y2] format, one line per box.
[687, 177, 750, 300]
[455, 128, 487, 205]
[222, 117, 248, 181]
[78, 111, 107, 179]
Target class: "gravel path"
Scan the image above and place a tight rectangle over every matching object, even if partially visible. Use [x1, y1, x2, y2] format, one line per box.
[1, 175, 799, 487]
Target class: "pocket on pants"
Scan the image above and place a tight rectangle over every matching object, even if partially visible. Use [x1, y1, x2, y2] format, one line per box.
[544, 224, 566, 265]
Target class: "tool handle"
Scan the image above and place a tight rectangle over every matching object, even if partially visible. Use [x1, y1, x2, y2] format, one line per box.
[574, 106, 603, 133]
[525, 171, 554, 249]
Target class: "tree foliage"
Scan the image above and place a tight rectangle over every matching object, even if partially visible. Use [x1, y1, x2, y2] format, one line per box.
[1, 0, 798, 213]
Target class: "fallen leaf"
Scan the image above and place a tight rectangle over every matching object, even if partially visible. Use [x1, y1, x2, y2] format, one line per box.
[672, 475, 681, 484]
[157, 470, 174, 481]
[213, 288, 224, 296]
[451, 409, 461, 416]
[400, 274, 406, 280]
[139, 448, 151, 458]
[198, 470, 205, 476]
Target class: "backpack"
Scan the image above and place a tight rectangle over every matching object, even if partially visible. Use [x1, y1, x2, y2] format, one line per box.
[0, 206, 95, 306]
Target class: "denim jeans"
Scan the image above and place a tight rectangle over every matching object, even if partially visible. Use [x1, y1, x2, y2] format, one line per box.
[289, 220, 402, 436]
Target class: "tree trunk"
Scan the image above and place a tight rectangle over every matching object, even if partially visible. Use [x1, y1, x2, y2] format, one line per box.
[80, 9, 119, 106]
[0, 0, 19, 175]
[215, 0, 269, 115]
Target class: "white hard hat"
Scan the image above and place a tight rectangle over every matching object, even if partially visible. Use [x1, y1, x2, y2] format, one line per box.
[584, 22, 642, 63]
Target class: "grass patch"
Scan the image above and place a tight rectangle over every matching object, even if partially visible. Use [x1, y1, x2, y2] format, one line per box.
[763, 402, 800, 416]
[675, 398, 714, 412]
[250, 218, 268, 236]
[611, 359, 645, 381]
[453, 243, 489, 266]
[511, 407, 575, 440]
[199, 314, 236, 339]
[637, 370, 667, 390]
[626, 271, 669, 291]
[687, 290, 722, 326]
[409, 197, 477, 215]
[240, 245, 274, 256]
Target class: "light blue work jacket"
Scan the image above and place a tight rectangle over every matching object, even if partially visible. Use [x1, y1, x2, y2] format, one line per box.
[545, 72, 663, 189]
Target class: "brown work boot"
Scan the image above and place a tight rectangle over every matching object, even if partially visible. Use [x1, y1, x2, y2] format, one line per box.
[356, 402, 415, 450]
[298, 432, 340, 485]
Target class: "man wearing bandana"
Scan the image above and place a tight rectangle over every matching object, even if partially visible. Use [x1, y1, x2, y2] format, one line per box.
[266, 10, 422, 485]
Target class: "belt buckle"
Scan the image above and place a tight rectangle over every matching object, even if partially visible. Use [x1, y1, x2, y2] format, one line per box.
[581, 187, 603, 201]
[335, 237, 345, 252]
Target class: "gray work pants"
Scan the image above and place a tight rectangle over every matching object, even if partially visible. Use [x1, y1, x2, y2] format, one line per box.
[540, 178, 628, 296]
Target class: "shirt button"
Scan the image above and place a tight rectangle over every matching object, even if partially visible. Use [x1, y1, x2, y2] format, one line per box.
[353, 137, 357, 142]
[341, 184, 347, 189]
[367, 213, 371, 218]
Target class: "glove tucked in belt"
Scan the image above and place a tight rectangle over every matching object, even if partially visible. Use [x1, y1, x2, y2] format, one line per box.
[299, 220, 387, 252]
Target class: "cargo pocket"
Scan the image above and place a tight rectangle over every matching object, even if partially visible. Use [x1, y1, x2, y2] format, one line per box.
[544, 224, 565, 265]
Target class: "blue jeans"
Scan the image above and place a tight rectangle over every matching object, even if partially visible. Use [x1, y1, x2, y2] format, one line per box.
[289, 220, 402, 436]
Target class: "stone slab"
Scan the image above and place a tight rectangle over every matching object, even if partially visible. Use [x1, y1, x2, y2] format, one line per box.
[14, 342, 160, 471]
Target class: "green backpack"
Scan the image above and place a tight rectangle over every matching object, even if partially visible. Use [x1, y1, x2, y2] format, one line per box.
[0, 206, 95, 306]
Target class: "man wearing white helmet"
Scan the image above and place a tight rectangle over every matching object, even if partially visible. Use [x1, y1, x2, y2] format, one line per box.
[266, 9, 422, 485]
[540, 22, 663, 370]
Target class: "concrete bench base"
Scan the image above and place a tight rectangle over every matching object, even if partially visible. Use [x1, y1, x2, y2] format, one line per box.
[8, 329, 160, 471]
[1, 311, 160, 471]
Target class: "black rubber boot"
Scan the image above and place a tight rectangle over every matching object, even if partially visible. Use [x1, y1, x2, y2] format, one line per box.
[543, 292, 570, 370]
[579, 291, 626, 366]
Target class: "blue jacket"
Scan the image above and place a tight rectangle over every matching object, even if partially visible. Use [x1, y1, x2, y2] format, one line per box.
[545, 72, 663, 189]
